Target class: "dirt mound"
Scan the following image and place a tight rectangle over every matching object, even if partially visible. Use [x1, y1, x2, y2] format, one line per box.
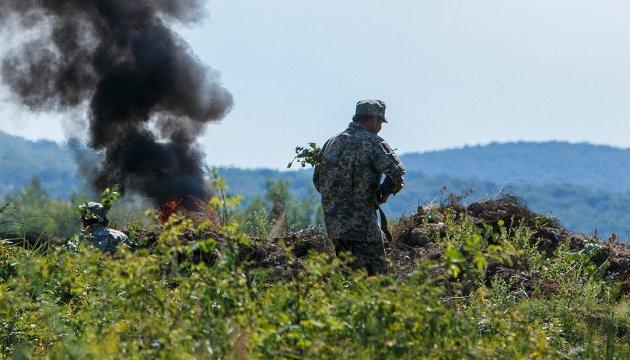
[3, 197, 627, 293]
[390, 196, 630, 293]
[126, 226, 332, 278]
[467, 195, 560, 228]
[237, 229, 333, 278]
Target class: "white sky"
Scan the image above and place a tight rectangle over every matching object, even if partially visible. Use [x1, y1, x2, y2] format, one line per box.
[2, 0, 630, 168]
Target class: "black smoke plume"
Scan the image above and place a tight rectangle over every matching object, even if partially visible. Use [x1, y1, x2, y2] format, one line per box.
[0, 0, 233, 207]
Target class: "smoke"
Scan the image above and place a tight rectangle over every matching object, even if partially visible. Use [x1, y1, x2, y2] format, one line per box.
[0, 0, 233, 207]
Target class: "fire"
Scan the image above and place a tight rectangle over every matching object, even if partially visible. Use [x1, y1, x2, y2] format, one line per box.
[159, 200, 181, 223]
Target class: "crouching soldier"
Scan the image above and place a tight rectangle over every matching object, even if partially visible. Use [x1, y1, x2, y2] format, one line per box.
[313, 99, 405, 275]
[68, 202, 131, 253]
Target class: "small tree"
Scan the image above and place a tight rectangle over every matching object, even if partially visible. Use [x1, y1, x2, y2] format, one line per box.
[239, 197, 271, 238]
[265, 180, 291, 224]
[206, 167, 244, 226]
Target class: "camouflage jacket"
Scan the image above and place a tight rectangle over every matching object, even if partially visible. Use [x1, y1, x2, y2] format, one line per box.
[69, 224, 131, 254]
[313, 122, 405, 242]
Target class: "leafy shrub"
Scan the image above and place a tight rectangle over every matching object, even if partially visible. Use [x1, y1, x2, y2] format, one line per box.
[0, 178, 628, 358]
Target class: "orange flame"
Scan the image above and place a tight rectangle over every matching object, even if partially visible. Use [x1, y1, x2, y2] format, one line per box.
[159, 200, 181, 223]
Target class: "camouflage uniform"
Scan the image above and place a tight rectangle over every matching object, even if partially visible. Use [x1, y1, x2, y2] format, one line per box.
[313, 100, 405, 275]
[68, 202, 131, 254]
[72, 224, 130, 254]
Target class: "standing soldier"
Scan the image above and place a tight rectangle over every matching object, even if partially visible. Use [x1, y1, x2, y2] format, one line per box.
[313, 99, 405, 275]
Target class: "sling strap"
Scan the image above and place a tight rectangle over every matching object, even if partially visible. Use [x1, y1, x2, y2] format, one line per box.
[378, 205, 392, 248]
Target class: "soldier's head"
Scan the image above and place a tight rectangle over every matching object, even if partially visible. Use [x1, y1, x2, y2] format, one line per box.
[353, 99, 387, 134]
[78, 202, 109, 229]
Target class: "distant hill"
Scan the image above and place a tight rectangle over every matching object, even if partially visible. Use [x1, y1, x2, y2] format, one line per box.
[0, 131, 81, 199]
[401, 141, 630, 192]
[0, 131, 628, 238]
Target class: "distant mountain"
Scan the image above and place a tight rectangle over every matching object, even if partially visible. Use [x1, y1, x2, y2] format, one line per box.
[0, 131, 81, 199]
[401, 141, 630, 192]
[0, 131, 628, 238]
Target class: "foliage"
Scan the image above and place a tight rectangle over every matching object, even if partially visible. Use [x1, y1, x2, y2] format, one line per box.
[0, 207, 628, 358]
[1, 174, 630, 358]
[236, 179, 323, 238]
[238, 197, 271, 238]
[207, 167, 244, 225]
[0, 179, 76, 247]
[100, 186, 121, 211]
[287, 142, 321, 169]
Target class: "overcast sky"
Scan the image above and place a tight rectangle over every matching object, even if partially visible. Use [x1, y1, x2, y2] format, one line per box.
[2, 0, 630, 168]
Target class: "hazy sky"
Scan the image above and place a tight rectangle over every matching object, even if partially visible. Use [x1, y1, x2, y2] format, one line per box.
[2, 0, 630, 168]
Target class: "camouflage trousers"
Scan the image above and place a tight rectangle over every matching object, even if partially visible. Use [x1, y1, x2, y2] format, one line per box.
[332, 239, 388, 276]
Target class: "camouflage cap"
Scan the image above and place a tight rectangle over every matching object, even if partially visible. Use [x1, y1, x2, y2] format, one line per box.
[355, 99, 388, 123]
[78, 202, 108, 223]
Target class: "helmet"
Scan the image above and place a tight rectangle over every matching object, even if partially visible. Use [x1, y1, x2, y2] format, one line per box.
[78, 202, 108, 224]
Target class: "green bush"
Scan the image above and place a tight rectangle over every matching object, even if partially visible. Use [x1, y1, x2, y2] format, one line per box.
[0, 176, 628, 358]
[1, 210, 628, 359]
[0, 178, 76, 247]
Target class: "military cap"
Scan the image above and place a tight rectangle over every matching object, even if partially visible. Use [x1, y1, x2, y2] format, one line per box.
[355, 99, 388, 123]
[78, 202, 108, 223]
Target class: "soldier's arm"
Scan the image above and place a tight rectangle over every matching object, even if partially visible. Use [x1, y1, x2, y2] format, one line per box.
[372, 139, 405, 195]
[313, 164, 321, 193]
[312, 140, 330, 193]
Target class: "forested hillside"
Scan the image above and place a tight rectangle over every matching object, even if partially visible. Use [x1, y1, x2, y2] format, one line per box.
[401, 141, 630, 192]
[1, 131, 628, 238]
[0, 132, 81, 198]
